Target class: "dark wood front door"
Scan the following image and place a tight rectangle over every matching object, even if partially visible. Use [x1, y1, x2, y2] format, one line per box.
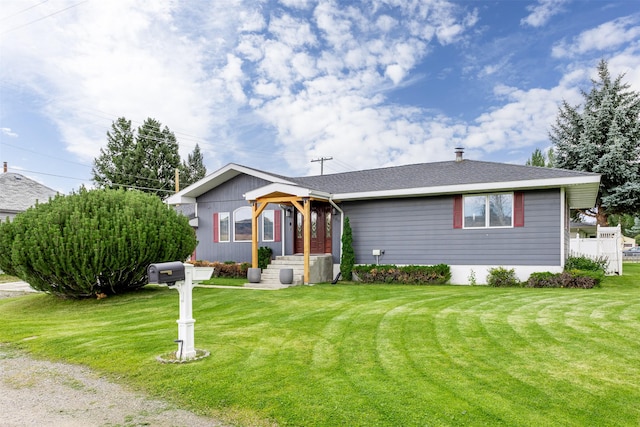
[294, 203, 332, 254]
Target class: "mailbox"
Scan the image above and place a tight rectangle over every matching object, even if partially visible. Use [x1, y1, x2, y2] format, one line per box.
[148, 261, 185, 284]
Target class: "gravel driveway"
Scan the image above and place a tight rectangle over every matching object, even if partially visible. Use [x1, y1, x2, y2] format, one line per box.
[0, 291, 225, 427]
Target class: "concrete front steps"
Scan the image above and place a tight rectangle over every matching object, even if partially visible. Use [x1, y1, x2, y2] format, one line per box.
[245, 255, 332, 289]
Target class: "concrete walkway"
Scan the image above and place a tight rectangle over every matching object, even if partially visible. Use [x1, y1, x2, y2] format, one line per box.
[0, 280, 36, 293]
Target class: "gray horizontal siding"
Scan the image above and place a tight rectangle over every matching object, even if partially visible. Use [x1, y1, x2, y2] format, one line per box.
[341, 189, 561, 266]
[193, 175, 281, 263]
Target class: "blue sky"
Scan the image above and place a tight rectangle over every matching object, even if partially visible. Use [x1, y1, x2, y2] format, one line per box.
[1, 0, 639, 194]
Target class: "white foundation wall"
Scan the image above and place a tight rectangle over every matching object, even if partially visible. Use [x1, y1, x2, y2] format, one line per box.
[450, 265, 564, 285]
[343, 264, 565, 285]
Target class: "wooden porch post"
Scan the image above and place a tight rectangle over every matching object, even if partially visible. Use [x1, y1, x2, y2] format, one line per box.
[251, 202, 258, 268]
[303, 198, 310, 284]
[251, 201, 269, 269]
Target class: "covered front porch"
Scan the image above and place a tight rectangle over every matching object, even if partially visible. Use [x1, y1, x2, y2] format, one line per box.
[244, 183, 342, 284]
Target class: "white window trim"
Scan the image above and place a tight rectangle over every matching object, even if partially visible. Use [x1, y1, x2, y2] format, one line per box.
[463, 192, 514, 229]
[233, 206, 252, 242]
[218, 212, 230, 243]
[262, 210, 275, 242]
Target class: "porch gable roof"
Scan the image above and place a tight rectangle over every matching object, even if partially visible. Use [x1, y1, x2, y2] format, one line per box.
[244, 182, 331, 201]
[166, 163, 295, 204]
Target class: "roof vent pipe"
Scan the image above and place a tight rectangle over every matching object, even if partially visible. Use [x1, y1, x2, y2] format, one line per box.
[3, 162, 6, 173]
[454, 147, 464, 162]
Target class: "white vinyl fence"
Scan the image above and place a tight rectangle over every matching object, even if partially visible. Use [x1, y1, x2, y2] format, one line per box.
[570, 225, 623, 275]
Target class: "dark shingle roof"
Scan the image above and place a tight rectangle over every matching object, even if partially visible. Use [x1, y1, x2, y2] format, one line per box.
[287, 160, 598, 194]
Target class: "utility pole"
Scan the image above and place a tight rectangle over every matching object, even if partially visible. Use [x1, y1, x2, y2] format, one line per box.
[311, 157, 333, 175]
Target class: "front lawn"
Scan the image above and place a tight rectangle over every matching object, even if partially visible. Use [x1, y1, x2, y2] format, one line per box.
[0, 274, 20, 283]
[1, 265, 639, 426]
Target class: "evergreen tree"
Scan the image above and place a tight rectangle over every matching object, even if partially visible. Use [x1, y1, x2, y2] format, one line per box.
[179, 144, 207, 189]
[92, 117, 136, 190]
[546, 148, 556, 168]
[525, 148, 546, 167]
[626, 216, 640, 236]
[525, 148, 555, 167]
[607, 213, 638, 237]
[134, 118, 181, 196]
[92, 117, 182, 197]
[550, 59, 640, 225]
[340, 217, 355, 281]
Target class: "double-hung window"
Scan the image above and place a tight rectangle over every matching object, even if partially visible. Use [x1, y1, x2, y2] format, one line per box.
[462, 193, 516, 228]
[213, 212, 230, 242]
[464, 193, 513, 228]
[262, 210, 275, 242]
[234, 206, 252, 241]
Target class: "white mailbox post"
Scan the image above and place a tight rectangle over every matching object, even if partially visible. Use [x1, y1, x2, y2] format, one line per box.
[170, 263, 196, 360]
[147, 261, 198, 361]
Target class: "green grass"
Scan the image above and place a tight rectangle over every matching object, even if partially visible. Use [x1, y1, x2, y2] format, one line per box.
[198, 276, 247, 286]
[0, 274, 20, 283]
[1, 265, 639, 426]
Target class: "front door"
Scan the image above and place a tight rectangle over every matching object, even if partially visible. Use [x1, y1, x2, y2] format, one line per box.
[294, 203, 332, 254]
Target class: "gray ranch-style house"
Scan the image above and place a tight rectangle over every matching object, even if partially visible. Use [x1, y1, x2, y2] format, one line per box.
[166, 153, 600, 285]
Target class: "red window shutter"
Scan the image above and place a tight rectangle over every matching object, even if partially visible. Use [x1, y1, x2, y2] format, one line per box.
[213, 213, 219, 242]
[274, 210, 281, 242]
[453, 195, 463, 229]
[514, 192, 524, 227]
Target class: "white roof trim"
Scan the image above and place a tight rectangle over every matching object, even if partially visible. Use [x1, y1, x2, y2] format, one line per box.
[332, 176, 601, 208]
[244, 182, 332, 201]
[166, 163, 295, 205]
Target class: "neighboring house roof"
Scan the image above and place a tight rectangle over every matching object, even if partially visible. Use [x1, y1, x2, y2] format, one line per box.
[168, 160, 601, 209]
[0, 172, 59, 218]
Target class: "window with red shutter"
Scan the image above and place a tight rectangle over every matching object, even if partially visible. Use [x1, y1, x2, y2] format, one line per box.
[213, 213, 219, 242]
[274, 209, 281, 242]
[514, 192, 524, 227]
[453, 195, 463, 229]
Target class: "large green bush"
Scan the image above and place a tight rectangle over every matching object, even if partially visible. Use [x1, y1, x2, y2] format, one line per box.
[0, 219, 18, 276]
[0, 188, 196, 298]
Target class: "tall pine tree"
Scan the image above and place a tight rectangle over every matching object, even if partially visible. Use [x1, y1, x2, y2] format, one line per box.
[179, 144, 207, 189]
[93, 117, 182, 197]
[134, 118, 180, 196]
[550, 60, 640, 225]
[92, 117, 136, 190]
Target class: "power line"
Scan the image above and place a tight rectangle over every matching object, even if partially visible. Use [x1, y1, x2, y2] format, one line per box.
[0, 0, 50, 22]
[311, 157, 333, 175]
[1, 0, 91, 35]
[6, 167, 176, 194]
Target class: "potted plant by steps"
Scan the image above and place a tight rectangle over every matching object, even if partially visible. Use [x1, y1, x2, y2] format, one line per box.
[279, 268, 293, 285]
[247, 267, 261, 283]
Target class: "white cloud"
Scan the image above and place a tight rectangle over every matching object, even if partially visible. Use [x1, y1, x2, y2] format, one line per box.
[268, 13, 317, 48]
[0, 0, 250, 164]
[521, 0, 570, 28]
[1, 128, 18, 137]
[8, 0, 637, 187]
[552, 16, 640, 58]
